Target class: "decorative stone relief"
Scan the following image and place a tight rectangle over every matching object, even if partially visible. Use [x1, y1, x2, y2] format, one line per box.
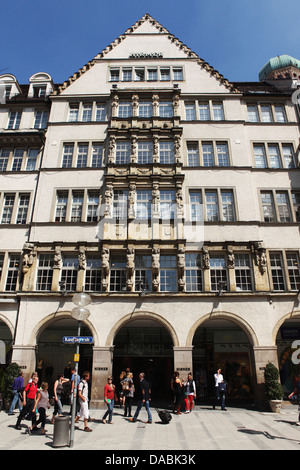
[22, 243, 36, 274]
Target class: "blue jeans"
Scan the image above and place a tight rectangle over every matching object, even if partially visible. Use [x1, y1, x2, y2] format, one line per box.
[9, 390, 22, 414]
[133, 400, 152, 422]
[215, 388, 226, 409]
[103, 399, 114, 423]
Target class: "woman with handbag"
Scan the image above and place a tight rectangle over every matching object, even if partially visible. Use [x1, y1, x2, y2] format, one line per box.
[102, 376, 118, 424]
[121, 372, 135, 417]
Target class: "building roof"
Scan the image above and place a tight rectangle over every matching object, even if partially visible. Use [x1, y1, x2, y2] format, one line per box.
[259, 54, 300, 81]
[54, 13, 238, 95]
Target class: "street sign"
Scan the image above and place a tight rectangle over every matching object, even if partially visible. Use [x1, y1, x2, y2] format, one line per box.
[63, 336, 94, 344]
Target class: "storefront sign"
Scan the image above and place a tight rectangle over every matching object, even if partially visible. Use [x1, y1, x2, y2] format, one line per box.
[63, 336, 94, 344]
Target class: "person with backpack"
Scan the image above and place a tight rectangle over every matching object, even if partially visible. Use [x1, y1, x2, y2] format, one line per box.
[75, 371, 92, 432]
[8, 370, 24, 415]
[15, 374, 38, 430]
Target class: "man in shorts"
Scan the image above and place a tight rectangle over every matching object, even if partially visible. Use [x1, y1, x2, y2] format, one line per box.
[75, 371, 92, 432]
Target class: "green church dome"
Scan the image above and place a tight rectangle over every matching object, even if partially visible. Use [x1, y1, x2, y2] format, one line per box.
[259, 54, 300, 81]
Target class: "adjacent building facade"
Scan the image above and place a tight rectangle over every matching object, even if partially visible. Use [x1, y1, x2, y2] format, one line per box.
[0, 14, 299, 408]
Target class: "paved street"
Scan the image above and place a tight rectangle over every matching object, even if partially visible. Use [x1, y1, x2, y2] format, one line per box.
[1, 402, 300, 452]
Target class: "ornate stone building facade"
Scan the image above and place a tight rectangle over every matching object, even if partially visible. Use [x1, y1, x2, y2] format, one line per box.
[0, 14, 299, 408]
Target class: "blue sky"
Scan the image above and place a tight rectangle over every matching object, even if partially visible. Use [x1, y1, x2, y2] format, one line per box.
[1, 0, 299, 84]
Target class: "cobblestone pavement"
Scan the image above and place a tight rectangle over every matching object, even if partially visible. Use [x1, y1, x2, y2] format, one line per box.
[1, 402, 300, 452]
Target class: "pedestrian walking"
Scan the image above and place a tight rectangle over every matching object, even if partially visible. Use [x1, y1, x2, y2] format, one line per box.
[51, 373, 70, 423]
[213, 368, 227, 411]
[121, 371, 134, 417]
[102, 376, 117, 424]
[8, 370, 24, 415]
[288, 377, 300, 425]
[30, 382, 50, 434]
[129, 372, 152, 423]
[171, 371, 182, 415]
[75, 371, 92, 432]
[70, 367, 81, 415]
[183, 372, 196, 413]
[15, 374, 39, 430]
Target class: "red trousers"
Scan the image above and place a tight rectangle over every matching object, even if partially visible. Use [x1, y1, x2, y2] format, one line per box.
[184, 395, 194, 411]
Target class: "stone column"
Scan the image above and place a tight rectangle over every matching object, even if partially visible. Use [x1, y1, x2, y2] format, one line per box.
[173, 346, 194, 377]
[252, 345, 279, 410]
[90, 346, 114, 408]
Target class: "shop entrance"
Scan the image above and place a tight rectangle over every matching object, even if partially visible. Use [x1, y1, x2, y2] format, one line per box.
[276, 318, 300, 398]
[36, 318, 93, 398]
[113, 319, 174, 402]
[192, 318, 253, 404]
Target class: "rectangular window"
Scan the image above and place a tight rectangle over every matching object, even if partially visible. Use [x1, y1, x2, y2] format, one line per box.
[122, 68, 132, 82]
[82, 104, 92, 122]
[7, 111, 21, 129]
[185, 253, 202, 291]
[269, 253, 285, 291]
[76, 143, 88, 168]
[291, 191, 300, 222]
[205, 190, 219, 221]
[202, 142, 214, 167]
[261, 105, 273, 122]
[254, 144, 267, 168]
[26, 148, 39, 171]
[282, 144, 295, 169]
[87, 191, 99, 222]
[55, 191, 68, 222]
[118, 102, 132, 118]
[216, 143, 229, 166]
[113, 190, 128, 219]
[247, 105, 259, 122]
[12, 149, 24, 171]
[1, 194, 15, 224]
[187, 142, 199, 166]
[159, 102, 173, 117]
[221, 190, 235, 221]
[274, 105, 286, 123]
[95, 103, 106, 121]
[268, 144, 281, 168]
[198, 103, 210, 120]
[173, 68, 183, 81]
[61, 256, 78, 291]
[115, 141, 130, 165]
[135, 254, 152, 291]
[0, 149, 9, 171]
[16, 194, 30, 224]
[276, 191, 291, 222]
[85, 255, 102, 291]
[148, 68, 158, 81]
[135, 68, 145, 81]
[36, 254, 54, 291]
[286, 252, 300, 291]
[0, 254, 4, 282]
[261, 191, 276, 222]
[62, 144, 74, 168]
[139, 101, 152, 118]
[160, 190, 176, 220]
[159, 141, 174, 164]
[160, 68, 170, 81]
[185, 103, 196, 121]
[91, 143, 103, 167]
[212, 103, 224, 120]
[189, 191, 203, 222]
[110, 255, 126, 291]
[110, 69, 120, 81]
[210, 255, 227, 291]
[160, 255, 177, 292]
[136, 190, 152, 220]
[34, 110, 49, 129]
[71, 191, 84, 222]
[137, 141, 153, 164]
[5, 254, 20, 291]
[235, 254, 252, 291]
[68, 104, 79, 122]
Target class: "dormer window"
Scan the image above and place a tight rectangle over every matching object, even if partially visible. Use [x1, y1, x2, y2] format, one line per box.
[28, 73, 53, 99]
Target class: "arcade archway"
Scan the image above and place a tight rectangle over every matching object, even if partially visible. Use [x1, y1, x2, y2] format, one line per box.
[36, 318, 93, 393]
[192, 318, 254, 403]
[112, 318, 174, 401]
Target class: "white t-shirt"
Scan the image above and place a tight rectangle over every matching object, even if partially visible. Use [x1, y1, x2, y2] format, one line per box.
[78, 380, 89, 401]
[214, 373, 224, 387]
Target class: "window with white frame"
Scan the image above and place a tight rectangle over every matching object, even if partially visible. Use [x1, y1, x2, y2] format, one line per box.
[26, 148, 39, 171]
[82, 104, 92, 122]
[61, 256, 78, 291]
[269, 253, 285, 291]
[137, 141, 153, 164]
[85, 254, 102, 291]
[202, 142, 214, 166]
[160, 255, 177, 292]
[135, 254, 152, 291]
[5, 254, 20, 291]
[136, 190, 152, 220]
[291, 191, 300, 221]
[0, 149, 9, 171]
[187, 142, 199, 166]
[139, 101, 152, 118]
[36, 254, 54, 291]
[247, 103, 287, 123]
[115, 141, 130, 164]
[62, 144, 74, 168]
[205, 190, 219, 221]
[185, 103, 196, 121]
[286, 252, 300, 291]
[55, 191, 68, 222]
[7, 111, 22, 129]
[160, 190, 176, 219]
[118, 101, 132, 118]
[109, 254, 127, 291]
[159, 101, 173, 117]
[185, 253, 202, 291]
[198, 102, 210, 120]
[71, 191, 84, 222]
[16, 194, 30, 224]
[159, 141, 174, 164]
[210, 255, 227, 291]
[221, 190, 235, 221]
[12, 149, 24, 171]
[112, 190, 128, 219]
[1, 194, 15, 224]
[216, 143, 229, 166]
[95, 103, 106, 121]
[76, 143, 88, 168]
[91, 143, 103, 167]
[234, 254, 252, 291]
[260, 191, 276, 222]
[34, 110, 49, 129]
[260, 190, 294, 222]
[86, 191, 99, 222]
[189, 191, 203, 222]
[68, 104, 79, 122]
